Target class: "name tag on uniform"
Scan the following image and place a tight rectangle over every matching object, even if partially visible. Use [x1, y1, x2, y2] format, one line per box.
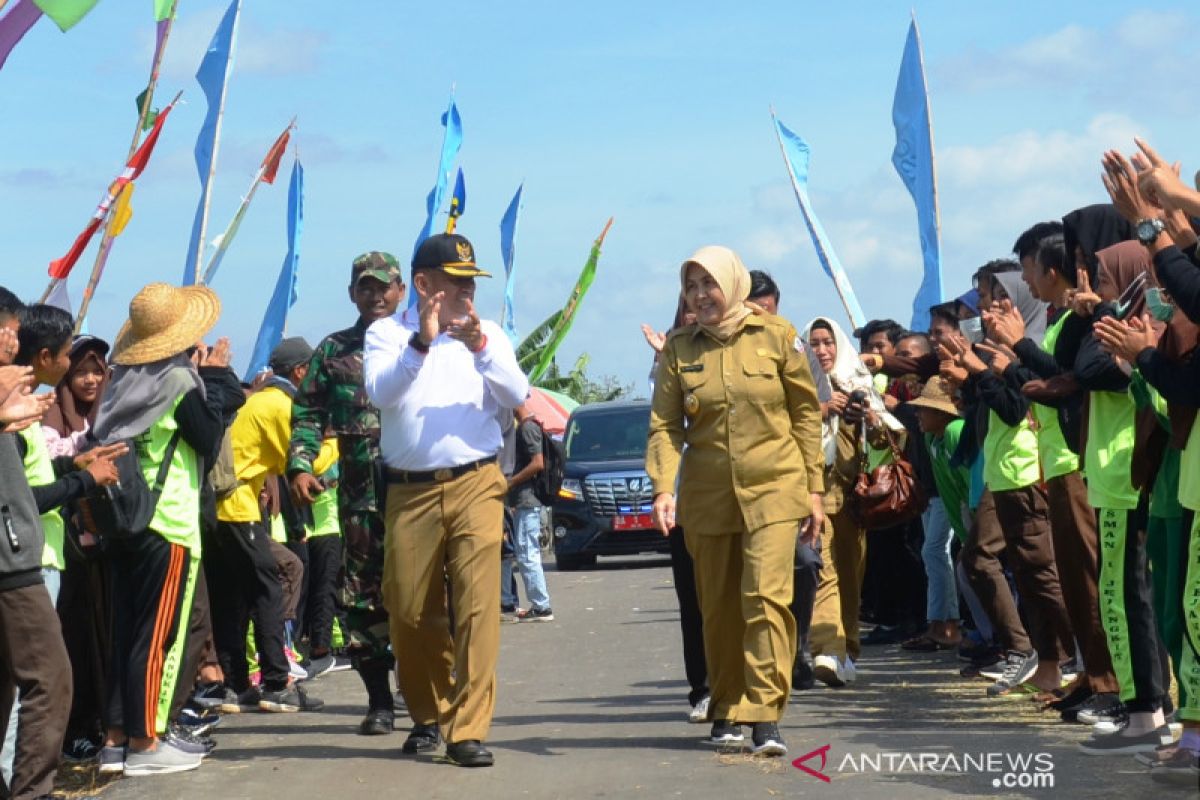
[680, 364, 704, 373]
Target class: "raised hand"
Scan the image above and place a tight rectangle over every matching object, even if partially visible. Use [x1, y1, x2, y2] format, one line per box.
[1132, 138, 1195, 214]
[0, 365, 33, 402]
[0, 387, 53, 431]
[418, 290, 443, 347]
[75, 442, 129, 471]
[1102, 149, 1158, 223]
[982, 299, 1025, 347]
[1070, 269, 1101, 318]
[640, 323, 666, 354]
[446, 298, 484, 351]
[976, 341, 1012, 375]
[203, 337, 232, 369]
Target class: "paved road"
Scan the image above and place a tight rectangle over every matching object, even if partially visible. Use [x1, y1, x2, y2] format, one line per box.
[89, 556, 1188, 800]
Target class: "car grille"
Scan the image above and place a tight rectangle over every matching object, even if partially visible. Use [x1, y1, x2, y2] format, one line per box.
[583, 471, 654, 517]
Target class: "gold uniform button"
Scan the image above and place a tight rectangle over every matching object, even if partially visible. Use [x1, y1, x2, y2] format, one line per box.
[683, 393, 700, 417]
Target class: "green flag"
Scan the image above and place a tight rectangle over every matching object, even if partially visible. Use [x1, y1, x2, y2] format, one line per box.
[153, 0, 173, 21]
[32, 0, 100, 31]
[135, 87, 159, 131]
[528, 218, 613, 383]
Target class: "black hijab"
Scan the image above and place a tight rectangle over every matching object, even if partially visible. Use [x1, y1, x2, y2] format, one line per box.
[1061, 204, 1136, 286]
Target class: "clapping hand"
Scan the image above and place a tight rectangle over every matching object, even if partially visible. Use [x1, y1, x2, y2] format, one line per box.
[1131, 138, 1190, 212]
[1095, 313, 1158, 364]
[1102, 149, 1159, 223]
[446, 299, 484, 352]
[0, 366, 53, 432]
[201, 337, 232, 369]
[417, 289, 444, 347]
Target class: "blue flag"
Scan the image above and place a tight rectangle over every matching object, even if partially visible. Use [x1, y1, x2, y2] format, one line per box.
[408, 96, 463, 306]
[245, 159, 303, 380]
[182, 0, 241, 285]
[892, 17, 942, 332]
[771, 114, 866, 329]
[450, 167, 466, 218]
[499, 183, 523, 342]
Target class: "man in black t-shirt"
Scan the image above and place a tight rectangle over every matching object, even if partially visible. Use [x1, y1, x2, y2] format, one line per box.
[500, 405, 553, 621]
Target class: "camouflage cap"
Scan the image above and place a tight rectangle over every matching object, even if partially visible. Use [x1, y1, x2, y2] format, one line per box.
[350, 251, 402, 285]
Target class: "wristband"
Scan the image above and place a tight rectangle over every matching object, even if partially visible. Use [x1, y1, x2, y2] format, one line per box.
[469, 334, 488, 354]
[408, 332, 430, 354]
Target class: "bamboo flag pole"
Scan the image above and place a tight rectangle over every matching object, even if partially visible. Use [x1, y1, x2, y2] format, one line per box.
[188, 0, 241, 285]
[55, 0, 179, 329]
[200, 116, 296, 286]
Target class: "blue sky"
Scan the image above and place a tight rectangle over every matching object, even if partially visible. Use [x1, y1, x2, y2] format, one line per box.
[3, 1, 1199, 389]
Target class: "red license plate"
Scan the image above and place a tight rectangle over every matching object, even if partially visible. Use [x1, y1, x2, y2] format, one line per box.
[613, 513, 653, 531]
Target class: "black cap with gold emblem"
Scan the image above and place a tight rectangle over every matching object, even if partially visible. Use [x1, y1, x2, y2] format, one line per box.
[411, 233, 492, 278]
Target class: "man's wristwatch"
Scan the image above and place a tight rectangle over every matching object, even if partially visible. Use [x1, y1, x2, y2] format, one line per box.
[408, 331, 430, 354]
[1135, 217, 1166, 246]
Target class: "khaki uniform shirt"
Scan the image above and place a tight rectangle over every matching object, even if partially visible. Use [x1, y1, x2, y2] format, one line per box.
[647, 314, 824, 534]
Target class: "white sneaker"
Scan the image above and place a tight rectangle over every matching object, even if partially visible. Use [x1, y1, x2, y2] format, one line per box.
[689, 695, 711, 724]
[813, 654, 846, 688]
[841, 657, 857, 684]
[124, 740, 202, 776]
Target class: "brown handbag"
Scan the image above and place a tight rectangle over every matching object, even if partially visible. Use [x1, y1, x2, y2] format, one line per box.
[849, 423, 928, 529]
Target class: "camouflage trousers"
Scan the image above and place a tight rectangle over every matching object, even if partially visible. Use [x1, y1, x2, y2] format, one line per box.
[340, 511, 392, 667]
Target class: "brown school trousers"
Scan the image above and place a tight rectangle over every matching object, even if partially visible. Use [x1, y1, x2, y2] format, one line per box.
[1045, 471, 1118, 693]
[383, 463, 506, 744]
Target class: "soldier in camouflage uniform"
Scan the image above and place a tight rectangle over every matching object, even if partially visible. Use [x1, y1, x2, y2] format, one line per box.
[288, 252, 404, 736]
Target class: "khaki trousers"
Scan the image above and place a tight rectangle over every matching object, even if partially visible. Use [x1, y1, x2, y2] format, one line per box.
[383, 463, 506, 743]
[686, 520, 797, 723]
[810, 508, 866, 661]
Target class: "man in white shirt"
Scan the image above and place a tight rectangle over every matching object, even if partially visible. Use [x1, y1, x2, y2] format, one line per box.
[363, 232, 528, 768]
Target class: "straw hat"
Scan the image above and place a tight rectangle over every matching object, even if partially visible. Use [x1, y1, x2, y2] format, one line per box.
[111, 283, 221, 366]
[905, 376, 960, 418]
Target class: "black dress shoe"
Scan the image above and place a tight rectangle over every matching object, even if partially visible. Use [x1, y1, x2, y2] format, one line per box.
[358, 709, 395, 736]
[792, 653, 815, 691]
[445, 739, 494, 767]
[401, 723, 441, 754]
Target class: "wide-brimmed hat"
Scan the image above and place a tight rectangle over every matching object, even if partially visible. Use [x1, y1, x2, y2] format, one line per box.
[111, 283, 221, 366]
[905, 376, 960, 418]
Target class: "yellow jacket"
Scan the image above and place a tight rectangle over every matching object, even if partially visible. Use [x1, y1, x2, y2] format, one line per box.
[647, 314, 824, 533]
[217, 386, 294, 524]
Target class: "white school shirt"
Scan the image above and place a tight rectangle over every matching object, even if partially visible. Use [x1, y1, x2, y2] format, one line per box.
[363, 307, 529, 471]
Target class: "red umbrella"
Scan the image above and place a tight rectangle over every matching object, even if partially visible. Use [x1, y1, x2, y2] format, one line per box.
[525, 387, 578, 436]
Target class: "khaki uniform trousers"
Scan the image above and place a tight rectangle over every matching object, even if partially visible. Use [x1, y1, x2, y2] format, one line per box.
[382, 463, 506, 744]
[686, 520, 797, 723]
[810, 508, 866, 661]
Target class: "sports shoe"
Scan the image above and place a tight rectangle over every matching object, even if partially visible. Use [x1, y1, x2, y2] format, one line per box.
[688, 695, 711, 724]
[220, 685, 261, 714]
[327, 654, 353, 672]
[1063, 693, 1119, 725]
[97, 744, 125, 774]
[304, 654, 337, 681]
[1078, 725, 1173, 755]
[259, 683, 325, 712]
[62, 736, 101, 763]
[124, 739, 202, 776]
[192, 681, 235, 710]
[704, 719, 744, 747]
[750, 722, 787, 757]
[359, 708, 395, 736]
[841, 656, 857, 684]
[1149, 749, 1200, 786]
[165, 724, 216, 756]
[986, 651, 1039, 697]
[813, 654, 847, 688]
[519, 606, 555, 622]
[178, 707, 222, 736]
[402, 722, 442, 754]
[500, 604, 524, 622]
[287, 651, 309, 682]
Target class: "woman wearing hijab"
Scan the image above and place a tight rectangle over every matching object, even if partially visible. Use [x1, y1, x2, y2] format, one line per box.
[93, 283, 243, 778]
[42, 335, 109, 458]
[1062, 243, 1174, 755]
[648, 246, 823, 757]
[801, 316, 903, 686]
[947, 266, 1074, 698]
[1062, 203, 1137, 285]
[1098, 260, 1200, 778]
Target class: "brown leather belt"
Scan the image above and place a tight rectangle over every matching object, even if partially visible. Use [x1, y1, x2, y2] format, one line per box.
[384, 456, 496, 485]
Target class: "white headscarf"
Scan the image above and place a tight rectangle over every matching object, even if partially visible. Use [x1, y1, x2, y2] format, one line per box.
[800, 316, 904, 464]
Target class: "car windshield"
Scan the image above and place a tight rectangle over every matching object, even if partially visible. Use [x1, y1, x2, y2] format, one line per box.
[564, 408, 650, 460]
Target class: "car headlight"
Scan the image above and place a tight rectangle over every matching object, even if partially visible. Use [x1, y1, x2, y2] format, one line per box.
[558, 478, 582, 500]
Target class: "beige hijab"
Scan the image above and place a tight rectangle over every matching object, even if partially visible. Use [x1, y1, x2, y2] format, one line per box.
[680, 245, 755, 340]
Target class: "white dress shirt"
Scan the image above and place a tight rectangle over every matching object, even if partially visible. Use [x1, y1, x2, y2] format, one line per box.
[364, 307, 530, 471]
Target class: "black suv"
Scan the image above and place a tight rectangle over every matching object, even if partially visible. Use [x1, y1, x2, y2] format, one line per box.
[551, 400, 669, 570]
